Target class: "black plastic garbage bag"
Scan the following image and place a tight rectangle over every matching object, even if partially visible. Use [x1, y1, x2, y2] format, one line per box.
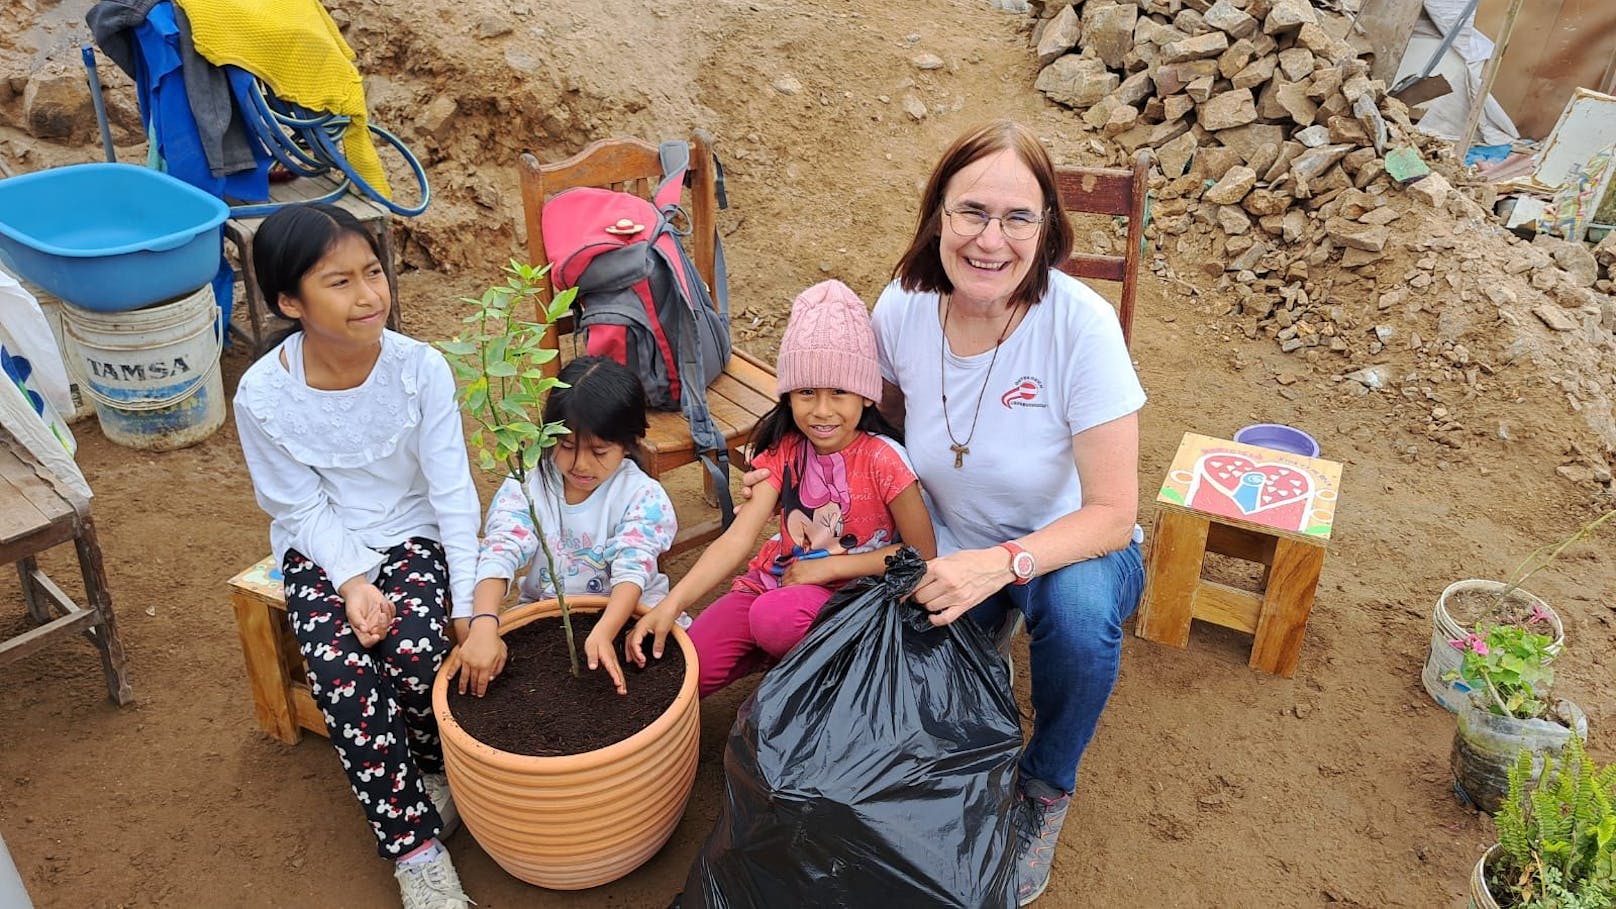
[680, 547, 1023, 908]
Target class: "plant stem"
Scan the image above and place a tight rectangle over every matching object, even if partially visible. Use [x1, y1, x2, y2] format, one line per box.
[1496, 509, 1616, 606]
[1481, 671, 1513, 717]
[515, 460, 580, 677]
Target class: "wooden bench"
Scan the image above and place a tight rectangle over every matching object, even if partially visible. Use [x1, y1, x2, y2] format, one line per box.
[224, 175, 402, 356]
[519, 131, 777, 557]
[228, 556, 327, 744]
[0, 440, 132, 706]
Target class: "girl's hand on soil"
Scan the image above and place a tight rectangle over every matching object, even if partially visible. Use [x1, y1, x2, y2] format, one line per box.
[585, 627, 628, 696]
[781, 557, 837, 588]
[339, 579, 393, 647]
[914, 548, 1013, 627]
[454, 622, 507, 697]
[626, 604, 682, 667]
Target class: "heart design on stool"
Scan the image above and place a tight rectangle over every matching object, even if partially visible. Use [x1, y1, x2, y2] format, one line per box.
[1188, 452, 1316, 531]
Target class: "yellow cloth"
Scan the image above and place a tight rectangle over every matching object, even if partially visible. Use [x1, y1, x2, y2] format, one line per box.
[175, 0, 391, 197]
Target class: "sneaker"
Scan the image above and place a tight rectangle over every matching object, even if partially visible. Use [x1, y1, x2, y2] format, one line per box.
[395, 848, 473, 909]
[1014, 779, 1070, 906]
[423, 772, 460, 838]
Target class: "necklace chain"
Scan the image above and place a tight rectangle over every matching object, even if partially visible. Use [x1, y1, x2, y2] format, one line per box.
[940, 297, 1018, 468]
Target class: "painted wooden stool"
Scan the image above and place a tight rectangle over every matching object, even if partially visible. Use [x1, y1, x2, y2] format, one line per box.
[228, 557, 328, 744]
[1136, 432, 1343, 678]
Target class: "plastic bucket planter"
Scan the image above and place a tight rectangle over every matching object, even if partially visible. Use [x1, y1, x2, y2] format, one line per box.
[0, 163, 228, 312]
[1233, 423, 1320, 457]
[432, 597, 700, 890]
[1469, 845, 1501, 909]
[1422, 579, 1563, 713]
[1451, 698, 1586, 815]
[60, 285, 225, 451]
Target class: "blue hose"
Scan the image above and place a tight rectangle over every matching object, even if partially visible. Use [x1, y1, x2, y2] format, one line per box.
[232, 76, 430, 218]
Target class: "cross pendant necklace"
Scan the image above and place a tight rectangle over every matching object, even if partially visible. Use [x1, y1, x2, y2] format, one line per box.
[940, 296, 1019, 469]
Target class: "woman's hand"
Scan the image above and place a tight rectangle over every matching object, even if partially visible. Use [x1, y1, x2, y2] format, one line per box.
[586, 625, 628, 695]
[913, 548, 1013, 626]
[625, 603, 683, 667]
[339, 579, 394, 647]
[454, 621, 507, 696]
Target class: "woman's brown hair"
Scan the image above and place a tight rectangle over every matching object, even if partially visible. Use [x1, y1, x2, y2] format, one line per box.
[892, 120, 1074, 307]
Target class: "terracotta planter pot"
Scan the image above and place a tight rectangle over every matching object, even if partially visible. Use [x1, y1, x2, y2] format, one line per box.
[431, 597, 700, 890]
[1470, 844, 1501, 909]
[1422, 579, 1563, 713]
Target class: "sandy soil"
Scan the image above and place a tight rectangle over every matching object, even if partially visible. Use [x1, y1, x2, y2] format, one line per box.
[2, 0, 1614, 907]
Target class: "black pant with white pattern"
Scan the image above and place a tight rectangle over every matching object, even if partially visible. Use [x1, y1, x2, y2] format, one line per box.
[282, 537, 450, 859]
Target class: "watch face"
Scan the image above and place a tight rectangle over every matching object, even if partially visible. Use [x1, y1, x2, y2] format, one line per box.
[1012, 551, 1035, 579]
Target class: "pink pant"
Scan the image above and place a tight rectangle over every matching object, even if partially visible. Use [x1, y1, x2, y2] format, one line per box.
[686, 576, 835, 697]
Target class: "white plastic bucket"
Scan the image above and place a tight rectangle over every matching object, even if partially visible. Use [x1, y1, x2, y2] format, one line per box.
[22, 278, 95, 424]
[1422, 579, 1563, 713]
[61, 284, 224, 451]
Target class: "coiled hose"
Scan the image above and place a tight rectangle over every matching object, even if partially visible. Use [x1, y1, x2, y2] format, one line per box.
[231, 77, 431, 218]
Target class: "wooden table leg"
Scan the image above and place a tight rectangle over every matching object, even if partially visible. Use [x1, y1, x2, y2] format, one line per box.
[16, 557, 50, 625]
[1136, 509, 1209, 648]
[231, 590, 302, 744]
[74, 519, 133, 706]
[1249, 537, 1326, 678]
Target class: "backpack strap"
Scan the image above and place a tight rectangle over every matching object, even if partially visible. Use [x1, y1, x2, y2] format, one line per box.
[657, 139, 734, 528]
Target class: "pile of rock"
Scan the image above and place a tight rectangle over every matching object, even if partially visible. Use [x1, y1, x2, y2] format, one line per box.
[1032, 0, 1415, 224]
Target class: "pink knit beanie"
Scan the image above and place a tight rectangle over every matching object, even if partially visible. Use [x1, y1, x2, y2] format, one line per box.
[775, 280, 883, 402]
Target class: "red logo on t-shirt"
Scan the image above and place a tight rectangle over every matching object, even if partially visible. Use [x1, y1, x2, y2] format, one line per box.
[1001, 376, 1046, 408]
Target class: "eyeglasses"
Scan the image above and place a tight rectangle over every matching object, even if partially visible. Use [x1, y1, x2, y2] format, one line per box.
[942, 206, 1046, 241]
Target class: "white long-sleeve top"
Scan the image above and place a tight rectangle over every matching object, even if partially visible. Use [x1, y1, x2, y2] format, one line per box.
[472, 459, 676, 617]
[234, 330, 481, 610]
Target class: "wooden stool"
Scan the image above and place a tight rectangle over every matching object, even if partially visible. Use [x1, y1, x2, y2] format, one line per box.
[1136, 432, 1343, 678]
[224, 175, 402, 356]
[0, 440, 132, 705]
[228, 557, 327, 744]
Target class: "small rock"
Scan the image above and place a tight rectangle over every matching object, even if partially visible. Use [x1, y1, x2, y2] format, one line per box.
[1034, 7, 1083, 67]
[901, 95, 928, 120]
[913, 53, 945, 71]
[1277, 48, 1315, 81]
[1343, 365, 1391, 389]
[475, 15, 514, 38]
[1533, 305, 1578, 332]
[1197, 88, 1259, 130]
[1324, 218, 1388, 252]
[1217, 205, 1253, 235]
[1264, 0, 1318, 34]
[1036, 56, 1120, 109]
[1295, 124, 1331, 148]
[1161, 32, 1230, 63]
[1205, 166, 1258, 205]
[1533, 234, 1599, 287]
[22, 70, 93, 141]
[1083, 2, 1139, 69]
[1406, 171, 1451, 207]
[773, 75, 803, 96]
[1204, 0, 1258, 38]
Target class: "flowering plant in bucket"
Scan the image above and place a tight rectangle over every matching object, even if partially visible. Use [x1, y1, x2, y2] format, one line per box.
[1446, 615, 1558, 721]
[438, 260, 582, 675]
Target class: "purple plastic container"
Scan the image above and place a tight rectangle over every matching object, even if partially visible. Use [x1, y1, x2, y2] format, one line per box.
[1233, 423, 1320, 458]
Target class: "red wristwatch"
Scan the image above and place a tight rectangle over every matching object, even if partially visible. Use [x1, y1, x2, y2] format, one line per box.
[999, 541, 1036, 586]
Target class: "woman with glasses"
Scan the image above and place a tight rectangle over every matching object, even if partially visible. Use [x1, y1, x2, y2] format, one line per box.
[873, 120, 1146, 906]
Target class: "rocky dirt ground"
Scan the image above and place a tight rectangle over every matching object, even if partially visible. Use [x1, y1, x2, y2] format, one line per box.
[2, 0, 1615, 906]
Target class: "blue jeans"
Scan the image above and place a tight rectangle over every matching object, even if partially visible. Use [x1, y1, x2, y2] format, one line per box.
[968, 541, 1144, 794]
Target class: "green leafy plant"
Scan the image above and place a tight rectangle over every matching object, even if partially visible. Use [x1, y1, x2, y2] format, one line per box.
[438, 260, 582, 675]
[1446, 620, 1559, 720]
[1491, 735, 1616, 908]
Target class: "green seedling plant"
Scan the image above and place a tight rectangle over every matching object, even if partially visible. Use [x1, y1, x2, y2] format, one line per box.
[439, 260, 582, 676]
[1446, 619, 1558, 720]
[1492, 735, 1616, 908]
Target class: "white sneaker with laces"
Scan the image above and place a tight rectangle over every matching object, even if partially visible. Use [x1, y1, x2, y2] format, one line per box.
[395, 848, 473, 909]
[423, 772, 459, 838]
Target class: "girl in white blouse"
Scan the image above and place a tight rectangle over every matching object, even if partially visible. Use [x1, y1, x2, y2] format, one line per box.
[233, 204, 478, 909]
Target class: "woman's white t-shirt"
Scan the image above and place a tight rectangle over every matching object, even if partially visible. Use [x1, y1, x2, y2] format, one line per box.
[871, 270, 1146, 554]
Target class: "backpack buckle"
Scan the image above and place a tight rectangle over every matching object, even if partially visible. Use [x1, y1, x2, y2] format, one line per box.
[603, 217, 646, 237]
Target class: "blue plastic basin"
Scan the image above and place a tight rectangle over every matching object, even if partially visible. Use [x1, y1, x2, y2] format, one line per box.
[1234, 423, 1321, 458]
[0, 163, 228, 312]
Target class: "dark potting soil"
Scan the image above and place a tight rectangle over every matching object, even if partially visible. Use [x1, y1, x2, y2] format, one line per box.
[1446, 586, 1548, 629]
[446, 612, 685, 757]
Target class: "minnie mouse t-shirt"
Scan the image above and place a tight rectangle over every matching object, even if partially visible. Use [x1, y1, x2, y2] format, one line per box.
[739, 432, 918, 592]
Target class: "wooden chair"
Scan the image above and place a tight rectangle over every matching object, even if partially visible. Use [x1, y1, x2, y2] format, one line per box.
[1055, 149, 1151, 348]
[0, 438, 132, 706]
[518, 131, 776, 556]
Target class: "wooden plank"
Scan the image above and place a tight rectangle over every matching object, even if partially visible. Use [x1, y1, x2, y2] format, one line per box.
[16, 558, 48, 624]
[231, 590, 302, 745]
[709, 370, 776, 417]
[1206, 521, 1277, 566]
[1055, 168, 1134, 215]
[1355, 0, 1427, 83]
[24, 564, 78, 620]
[0, 522, 75, 565]
[291, 686, 328, 737]
[1249, 538, 1327, 678]
[1191, 580, 1262, 633]
[0, 444, 73, 524]
[1060, 253, 1127, 283]
[1136, 509, 1208, 648]
[1458, 0, 1526, 162]
[74, 518, 132, 706]
[0, 608, 99, 667]
[668, 516, 724, 559]
[532, 137, 661, 201]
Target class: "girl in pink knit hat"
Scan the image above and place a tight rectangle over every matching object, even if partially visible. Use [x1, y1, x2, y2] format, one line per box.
[626, 279, 936, 696]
